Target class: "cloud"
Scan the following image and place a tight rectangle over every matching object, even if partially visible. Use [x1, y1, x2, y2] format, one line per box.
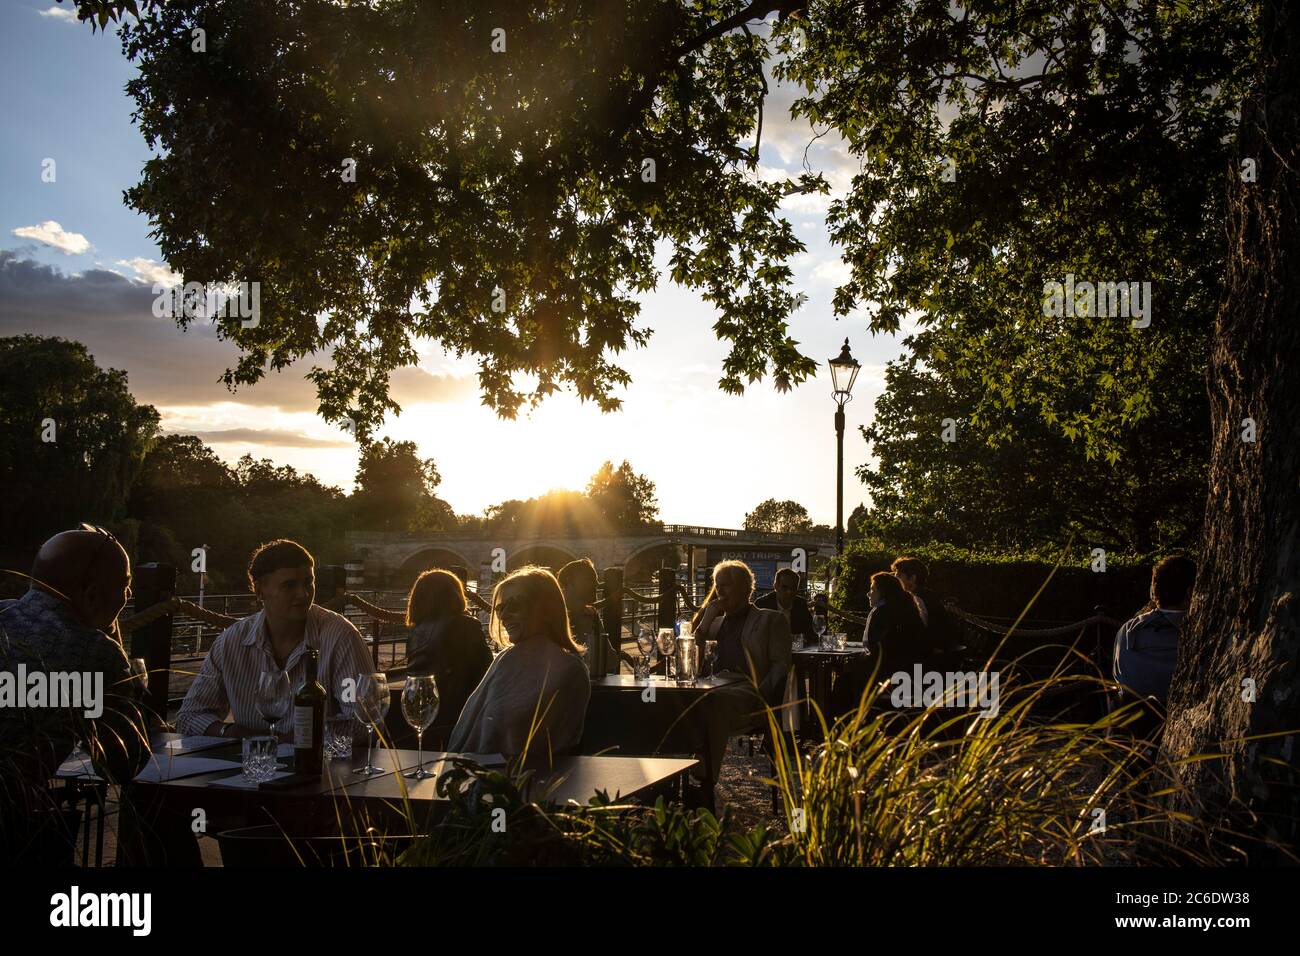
[39, 5, 78, 22]
[182, 428, 352, 448]
[0, 251, 481, 415]
[389, 365, 480, 405]
[116, 257, 181, 286]
[11, 221, 90, 255]
[811, 258, 852, 286]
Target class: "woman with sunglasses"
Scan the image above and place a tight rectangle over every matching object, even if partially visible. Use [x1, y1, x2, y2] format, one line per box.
[447, 566, 590, 764]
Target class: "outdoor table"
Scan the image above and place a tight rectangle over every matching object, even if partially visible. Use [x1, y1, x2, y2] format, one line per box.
[793, 644, 869, 727]
[584, 673, 744, 806]
[57, 734, 695, 863]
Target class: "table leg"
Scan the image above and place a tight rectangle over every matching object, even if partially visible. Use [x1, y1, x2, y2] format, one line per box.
[94, 784, 107, 867]
[80, 783, 92, 866]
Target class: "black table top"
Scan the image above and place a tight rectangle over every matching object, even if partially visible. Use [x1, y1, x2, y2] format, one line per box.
[590, 673, 744, 692]
[59, 736, 695, 806]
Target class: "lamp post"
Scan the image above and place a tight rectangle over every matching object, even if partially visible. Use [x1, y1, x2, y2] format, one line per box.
[828, 338, 860, 558]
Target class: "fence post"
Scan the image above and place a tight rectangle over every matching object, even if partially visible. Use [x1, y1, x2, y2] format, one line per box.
[657, 564, 676, 630]
[601, 567, 623, 677]
[317, 565, 346, 604]
[130, 562, 176, 722]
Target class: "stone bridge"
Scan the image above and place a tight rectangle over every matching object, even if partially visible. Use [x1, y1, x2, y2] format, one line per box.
[346, 524, 837, 587]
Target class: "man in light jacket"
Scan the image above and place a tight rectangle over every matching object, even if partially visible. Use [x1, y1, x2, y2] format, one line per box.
[693, 560, 793, 786]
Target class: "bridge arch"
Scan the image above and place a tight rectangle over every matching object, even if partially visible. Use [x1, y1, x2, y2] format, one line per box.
[621, 539, 680, 583]
[507, 543, 578, 572]
[394, 546, 477, 589]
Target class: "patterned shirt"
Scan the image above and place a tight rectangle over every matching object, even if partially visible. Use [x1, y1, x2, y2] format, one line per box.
[176, 604, 373, 736]
[0, 589, 139, 783]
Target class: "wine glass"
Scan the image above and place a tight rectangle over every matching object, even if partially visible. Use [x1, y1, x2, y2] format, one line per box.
[255, 670, 291, 738]
[704, 639, 719, 681]
[353, 672, 390, 776]
[656, 627, 676, 678]
[813, 613, 829, 649]
[401, 675, 439, 780]
[635, 625, 656, 680]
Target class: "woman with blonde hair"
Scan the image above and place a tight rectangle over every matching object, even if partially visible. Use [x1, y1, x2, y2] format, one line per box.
[448, 566, 590, 762]
[405, 569, 492, 746]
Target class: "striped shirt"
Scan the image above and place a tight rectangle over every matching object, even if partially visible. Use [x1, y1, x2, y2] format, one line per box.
[176, 604, 373, 736]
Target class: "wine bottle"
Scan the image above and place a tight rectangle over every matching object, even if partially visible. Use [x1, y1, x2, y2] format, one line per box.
[293, 648, 326, 775]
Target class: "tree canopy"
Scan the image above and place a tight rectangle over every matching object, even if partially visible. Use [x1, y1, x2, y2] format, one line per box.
[95, 0, 820, 439]
[776, 0, 1253, 464]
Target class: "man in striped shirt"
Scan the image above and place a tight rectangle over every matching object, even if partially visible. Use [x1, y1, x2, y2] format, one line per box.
[176, 540, 373, 739]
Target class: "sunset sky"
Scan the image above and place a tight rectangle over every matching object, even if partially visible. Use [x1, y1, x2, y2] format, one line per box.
[0, 2, 913, 528]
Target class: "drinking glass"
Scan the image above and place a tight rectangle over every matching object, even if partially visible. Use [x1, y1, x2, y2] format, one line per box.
[241, 736, 277, 783]
[401, 675, 440, 780]
[353, 672, 389, 776]
[834, 632, 847, 652]
[256, 670, 291, 739]
[656, 628, 676, 678]
[675, 638, 698, 686]
[635, 626, 656, 681]
[323, 715, 354, 759]
[704, 640, 719, 680]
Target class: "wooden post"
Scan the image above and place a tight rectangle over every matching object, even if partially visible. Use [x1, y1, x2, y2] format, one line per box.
[317, 565, 346, 604]
[130, 562, 175, 722]
[657, 564, 676, 630]
[600, 567, 623, 677]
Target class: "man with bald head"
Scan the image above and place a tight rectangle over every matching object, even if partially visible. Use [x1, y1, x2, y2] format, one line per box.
[1, 526, 150, 862]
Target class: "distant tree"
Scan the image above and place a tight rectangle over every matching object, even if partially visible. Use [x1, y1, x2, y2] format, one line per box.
[482, 491, 600, 537]
[587, 461, 660, 531]
[744, 498, 813, 533]
[858, 341, 1206, 555]
[0, 335, 159, 550]
[845, 503, 869, 541]
[130, 434, 239, 583]
[350, 438, 451, 532]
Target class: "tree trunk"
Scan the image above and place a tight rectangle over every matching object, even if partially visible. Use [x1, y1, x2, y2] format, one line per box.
[1161, 0, 1300, 862]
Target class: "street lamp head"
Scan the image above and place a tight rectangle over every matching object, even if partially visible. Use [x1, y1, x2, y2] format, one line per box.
[828, 337, 860, 403]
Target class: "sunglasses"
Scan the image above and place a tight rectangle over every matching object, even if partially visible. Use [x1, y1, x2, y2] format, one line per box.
[493, 594, 530, 618]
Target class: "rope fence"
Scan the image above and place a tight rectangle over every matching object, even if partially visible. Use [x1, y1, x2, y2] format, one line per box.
[121, 589, 1122, 643]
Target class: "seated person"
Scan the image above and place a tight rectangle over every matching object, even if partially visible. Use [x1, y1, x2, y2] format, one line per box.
[557, 558, 607, 674]
[0, 526, 150, 864]
[448, 567, 590, 764]
[891, 556, 960, 665]
[756, 568, 816, 645]
[405, 569, 492, 745]
[1112, 555, 1196, 741]
[176, 539, 372, 739]
[831, 572, 926, 717]
[692, 560, 793, 785]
